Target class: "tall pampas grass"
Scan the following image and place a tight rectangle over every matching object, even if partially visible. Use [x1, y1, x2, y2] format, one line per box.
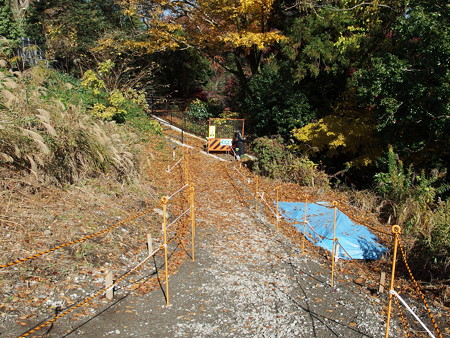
[0, 67, 139, 184]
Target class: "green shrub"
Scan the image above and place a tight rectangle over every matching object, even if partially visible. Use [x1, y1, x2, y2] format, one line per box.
[289, 157, 329, 188]
[406, 198, 450, 280]
[424, 199, 450, 259]
[80, 60, 149, 122]
[252, 136, 290, 180]
[252, 136, 329, 187]
[186, 99, 212, 120]
[374, 146, 448, 229]
[374, 146, 449, 276]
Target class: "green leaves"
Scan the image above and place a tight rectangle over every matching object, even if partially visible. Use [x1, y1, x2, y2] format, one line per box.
[354, 54, 408, 129]
[252, 136, 329, 187]
[243, 62, 313, 138]
[186, 99, 212, 120]
[26, 0, 132, 71]
[353, 2, 450, 163]
[283, 10, 350, 81]
[374, 146, 450, 266]
[0, 0, 21, 40]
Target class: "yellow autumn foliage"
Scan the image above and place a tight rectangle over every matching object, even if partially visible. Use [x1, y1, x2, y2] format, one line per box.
[221, 31, 285, 49]
[292, 95, 382, 168]
[121, 0, 284, 56]
[239, 0, 275, 13]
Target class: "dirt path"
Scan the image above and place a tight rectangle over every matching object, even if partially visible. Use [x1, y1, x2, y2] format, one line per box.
[57, 145, 392, 337]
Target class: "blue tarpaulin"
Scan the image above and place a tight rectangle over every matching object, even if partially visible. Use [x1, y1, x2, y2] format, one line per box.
[278, 202, 386, 260]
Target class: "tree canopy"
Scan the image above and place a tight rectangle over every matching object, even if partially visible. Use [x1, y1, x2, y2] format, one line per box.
[0, 0, 441, 177]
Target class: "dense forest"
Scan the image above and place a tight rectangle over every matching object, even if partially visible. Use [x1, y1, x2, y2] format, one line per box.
[0, 0, 449, 278]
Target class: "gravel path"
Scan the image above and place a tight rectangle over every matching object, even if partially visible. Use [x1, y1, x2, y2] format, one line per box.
[61, 150, 394, 338]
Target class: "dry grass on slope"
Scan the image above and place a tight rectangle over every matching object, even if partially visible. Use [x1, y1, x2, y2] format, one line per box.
[0, 69, 138, 185]
[0, 130, 189, 335]
[0, 66, 192, 334]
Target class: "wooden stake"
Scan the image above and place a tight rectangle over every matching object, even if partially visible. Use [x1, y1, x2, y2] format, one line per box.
[106, 271, 113, 301]
[379, 271, 386, 294]
[147, 234, 153, 256]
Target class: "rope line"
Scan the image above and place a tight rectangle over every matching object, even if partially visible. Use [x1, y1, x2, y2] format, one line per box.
[227, 163, 255, 195]
[229, 147, 391, 245]
[398, 240, 442, 338]
[319, 202, 393, 237]
[227, 162, 306, 253]
[299, 220, 334, 242]
[229, 160, 394, 299]
[168, 184, 189, 200]
[335, 238, 385, 288]
[166, 195, 185, 205]
[216, 146, 440, 338]
[233, 165, 251, 183]
[166, 157, 183, 173]
[258, 192, 277, 217]
[258, 179, 389, 292]
[390, 290, 436, 338]
[12, 145, 194, 335]
[227, 159, 411, 338]
[394, 291, 412, 337]
[1, 201, 164, 269]
[19, 246, 161, 337]
[361, 223, 393, 237]
[167, 208, 190, 229]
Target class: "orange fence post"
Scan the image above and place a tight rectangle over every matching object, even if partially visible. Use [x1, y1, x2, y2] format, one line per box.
[331, 201, 338, 288]
[183, 149, 187, 183]
[255, 176, 259, 214]
[275, 187, 280, 231]
[302, 199, 308, 254]
[161, 196, 170, 306]
[385, 225, 401, 338]
[190, 186, 195, 261]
